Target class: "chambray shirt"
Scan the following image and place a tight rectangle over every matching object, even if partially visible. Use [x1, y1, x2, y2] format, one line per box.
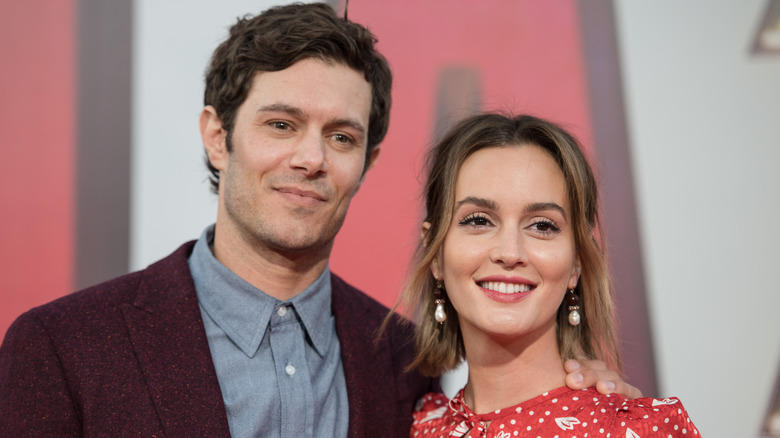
[188, 226, 349, 438]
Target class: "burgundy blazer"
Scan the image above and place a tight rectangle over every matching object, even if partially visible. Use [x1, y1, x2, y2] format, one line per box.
[0, 242, 437, 437]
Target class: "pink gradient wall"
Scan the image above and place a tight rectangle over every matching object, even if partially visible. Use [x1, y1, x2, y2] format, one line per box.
[0, 1, 593, 337]
[0, 1, 76, 338]
[331, 1, 593, 309]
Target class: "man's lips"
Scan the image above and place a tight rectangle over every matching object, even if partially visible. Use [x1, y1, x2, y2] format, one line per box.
[275, 186, 327, 202]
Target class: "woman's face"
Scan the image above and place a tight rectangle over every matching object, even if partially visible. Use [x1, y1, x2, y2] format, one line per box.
[430, 145, 581, 343]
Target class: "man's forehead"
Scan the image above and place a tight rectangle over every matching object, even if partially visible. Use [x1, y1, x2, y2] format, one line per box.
[245, 59, 372, 120]
[250, 57, 368, 83]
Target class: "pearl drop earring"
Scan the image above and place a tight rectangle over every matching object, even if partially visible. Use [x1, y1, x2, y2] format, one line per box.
[434, 280, 447, 324]
[567, 289, 581, 326]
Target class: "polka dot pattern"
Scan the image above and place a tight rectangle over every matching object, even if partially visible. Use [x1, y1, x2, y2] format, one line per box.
[411, 386, 700, 437]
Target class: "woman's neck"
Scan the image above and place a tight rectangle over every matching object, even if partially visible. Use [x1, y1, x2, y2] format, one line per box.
[461, 322, 566, 415]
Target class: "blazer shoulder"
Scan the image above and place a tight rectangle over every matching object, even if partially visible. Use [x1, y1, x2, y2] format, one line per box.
[330, 273, 387, 311]
[330, 273, 413, 335]
[11, 241, 197, 332]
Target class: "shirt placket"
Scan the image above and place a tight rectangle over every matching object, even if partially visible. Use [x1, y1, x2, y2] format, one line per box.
[270, 304, 313, 438]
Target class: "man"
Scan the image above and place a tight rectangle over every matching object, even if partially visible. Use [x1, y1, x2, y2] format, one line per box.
[0, 3, 635, 437]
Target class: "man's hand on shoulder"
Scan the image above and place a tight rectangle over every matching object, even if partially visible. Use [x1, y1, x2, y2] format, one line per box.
[564, 359, 643, 399]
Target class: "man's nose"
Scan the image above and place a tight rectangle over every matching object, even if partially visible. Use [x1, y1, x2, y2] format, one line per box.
[290, 132, 327, 176]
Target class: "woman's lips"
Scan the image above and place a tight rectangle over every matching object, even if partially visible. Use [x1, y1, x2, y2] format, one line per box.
[478, 281, 533, 294]
[476, 277, 536, 303]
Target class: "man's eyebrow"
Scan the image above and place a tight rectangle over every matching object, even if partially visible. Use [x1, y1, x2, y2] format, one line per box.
[524, 202, 566, 216]
[455, 196, 498, 210]
[257, 103, 306, 118]
[257, 104, 366, 137]
[329, 118, 366, 137]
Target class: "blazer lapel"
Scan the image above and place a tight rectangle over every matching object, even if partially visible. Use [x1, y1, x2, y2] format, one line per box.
[122, 243, 231, 437]
[331, 275, 399, 437]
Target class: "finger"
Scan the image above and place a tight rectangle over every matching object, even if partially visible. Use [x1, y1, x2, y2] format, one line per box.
[580, 359, 608, 372]
[594, 380, 616, 395]
[597, 380, 643, 399]
[565, 359, 608, 390]
[563, 359, 604, 389]
[564, 370, 586, 389]
[563, 359, 581, 373]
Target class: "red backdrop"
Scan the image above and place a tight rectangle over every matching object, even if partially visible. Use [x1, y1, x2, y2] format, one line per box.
[331, 0, 593, 310]
[0, 1, 75, 339]
[0, 0, 593, 337]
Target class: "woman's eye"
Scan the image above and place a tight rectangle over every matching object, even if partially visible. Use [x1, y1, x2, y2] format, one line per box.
[530, 220, 560, 234]
[459, 214, 491, 227]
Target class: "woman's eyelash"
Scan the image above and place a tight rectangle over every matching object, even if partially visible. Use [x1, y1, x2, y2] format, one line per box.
[531, 218, 560, 233]
[458, 213, 491, 227]
[456, 214, 561, 234]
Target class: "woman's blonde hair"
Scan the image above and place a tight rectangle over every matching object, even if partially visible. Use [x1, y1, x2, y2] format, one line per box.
[394, 113, 620, 377]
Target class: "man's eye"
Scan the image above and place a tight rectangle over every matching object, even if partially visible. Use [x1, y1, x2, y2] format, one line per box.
[332, 134, 353, 144]
[270, 121, 290, 130]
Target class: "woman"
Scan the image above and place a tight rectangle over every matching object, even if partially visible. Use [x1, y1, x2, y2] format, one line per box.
[402, 113, 699, 437]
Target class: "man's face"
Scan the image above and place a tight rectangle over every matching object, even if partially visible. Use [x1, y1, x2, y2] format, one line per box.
[206, 58, 377, 259]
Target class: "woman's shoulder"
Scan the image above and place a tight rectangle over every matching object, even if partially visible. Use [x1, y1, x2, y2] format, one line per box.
[576, 388, 699, 435]
[411, 392, 457, 436]
[410, 387, 700, 437]
[413, 392, 450, 417]
[611, 393, 699, 435]
[499, 387, 700, 436]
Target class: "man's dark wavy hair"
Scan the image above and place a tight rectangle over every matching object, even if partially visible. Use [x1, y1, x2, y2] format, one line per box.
[203, 2, 392, 192]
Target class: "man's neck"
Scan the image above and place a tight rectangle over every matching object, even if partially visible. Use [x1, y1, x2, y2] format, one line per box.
[211, 225, 331, 301]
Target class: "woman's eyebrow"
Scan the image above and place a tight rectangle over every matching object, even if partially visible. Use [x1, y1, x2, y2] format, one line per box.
[455, 198, 566, 217]
[525, 202, 566, 216]
[455, 196, 498, 210]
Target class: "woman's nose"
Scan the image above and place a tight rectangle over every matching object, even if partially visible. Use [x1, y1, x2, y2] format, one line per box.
[489, 229, 527, 268]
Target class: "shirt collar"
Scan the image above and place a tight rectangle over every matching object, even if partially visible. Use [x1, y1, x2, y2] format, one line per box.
[188, 225, 333, 357]
[288, 263, 333, 357]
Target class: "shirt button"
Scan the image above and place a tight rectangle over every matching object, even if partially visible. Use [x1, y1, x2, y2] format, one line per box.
[277, 306, 288, 317]
[285, 364, 296, 376]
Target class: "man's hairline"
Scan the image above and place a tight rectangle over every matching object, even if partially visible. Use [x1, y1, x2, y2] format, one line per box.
[217, 59, 378, 160]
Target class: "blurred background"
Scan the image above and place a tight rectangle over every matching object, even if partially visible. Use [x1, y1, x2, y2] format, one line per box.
[1, 0, 779, 436]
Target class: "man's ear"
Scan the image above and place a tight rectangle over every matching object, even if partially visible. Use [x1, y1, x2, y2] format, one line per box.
[366, 147, 380, 172]
[354, 147, 381, 192]
[200, 105, 228, 171]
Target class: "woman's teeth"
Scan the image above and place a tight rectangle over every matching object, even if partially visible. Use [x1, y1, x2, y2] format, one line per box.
[478, 281, 532, 294]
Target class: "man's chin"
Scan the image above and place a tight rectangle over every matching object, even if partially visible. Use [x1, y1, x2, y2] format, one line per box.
[265, 232, 335, 258]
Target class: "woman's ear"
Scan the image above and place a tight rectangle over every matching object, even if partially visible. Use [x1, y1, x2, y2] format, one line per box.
[421, 222, 432, 247]
[431, 257, 443, 283]
[422, 221, 443, 280]
[569, 255, 582, 290]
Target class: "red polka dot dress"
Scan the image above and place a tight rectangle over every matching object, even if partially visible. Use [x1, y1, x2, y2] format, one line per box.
[411, 386, 700, 437]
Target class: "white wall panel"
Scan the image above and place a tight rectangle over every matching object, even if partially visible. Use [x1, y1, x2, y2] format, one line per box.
[615, 1, 780, 436]
[131, 0, 306, 268]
